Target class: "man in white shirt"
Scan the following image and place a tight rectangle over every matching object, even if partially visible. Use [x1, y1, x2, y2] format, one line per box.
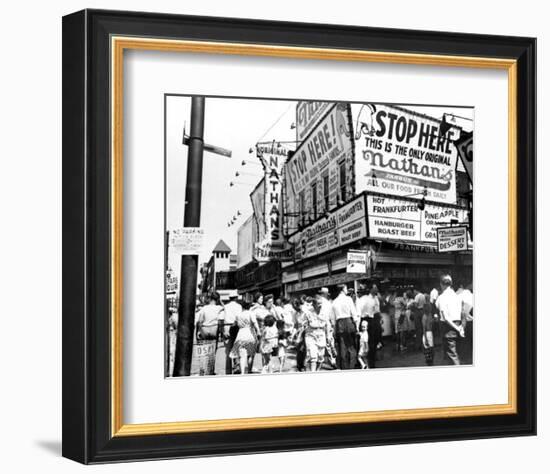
[435, 275, 464, 365]
[356, 284, 380, 319]
[460, 284, 474, 322]
[332, 284, 358, 370]
[460, 282, 474, 364]
[429, 288, 439, 304]
[281, 297, 297, 334]
[413, 288, 426, 350]
[221, 295, 242, 374]
[429, 287, 440, 343]
[273, 297, 286, 321]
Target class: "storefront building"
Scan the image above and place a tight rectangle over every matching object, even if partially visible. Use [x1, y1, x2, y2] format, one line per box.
[234, 260, 282, 301]
[233, 101, 473, 317]
[281, 101, 473, 305]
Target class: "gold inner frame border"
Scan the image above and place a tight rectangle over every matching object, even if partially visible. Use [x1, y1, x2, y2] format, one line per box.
[110, 36, 518, 437]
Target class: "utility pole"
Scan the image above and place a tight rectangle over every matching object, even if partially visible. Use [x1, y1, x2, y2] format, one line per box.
[172, 96, 232, 376]
[164, 230, 170, 377]
[173, 96, 205, 376]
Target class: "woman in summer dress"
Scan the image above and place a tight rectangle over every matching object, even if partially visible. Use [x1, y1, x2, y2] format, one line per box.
[230, 302, 260, 374]
[251, 292, 269, 332]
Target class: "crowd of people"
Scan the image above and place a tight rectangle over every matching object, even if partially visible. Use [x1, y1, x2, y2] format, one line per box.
[182, 273, 473, 375]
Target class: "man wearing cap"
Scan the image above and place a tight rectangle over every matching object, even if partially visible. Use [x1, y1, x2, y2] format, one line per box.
[332, 284, 359, 370]
[435, 274, 464, 365]
[460, 282, 474, 364]
[319, 287, 337, 368]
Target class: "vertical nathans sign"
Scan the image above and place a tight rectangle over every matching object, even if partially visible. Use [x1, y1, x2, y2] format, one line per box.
[353, 104, 460, 205]
[254, 143, 293, 262]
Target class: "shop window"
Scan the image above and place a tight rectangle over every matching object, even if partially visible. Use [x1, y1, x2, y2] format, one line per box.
[299, 190, 305, 226]
[323, 174, 329, 211]
[311, 182, 318, 220]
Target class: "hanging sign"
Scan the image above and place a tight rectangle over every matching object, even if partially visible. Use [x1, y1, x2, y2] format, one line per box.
[347, 250, 368, 273]
[353, 103, 460, 205]
[437, 225, 469, 252]
[455, 131, 473, 183]
[254, 241, 294, 261]
[366, 195, 468, 244]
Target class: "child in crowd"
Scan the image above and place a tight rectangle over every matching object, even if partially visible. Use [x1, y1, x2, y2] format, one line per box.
[276, 318, 290, 373]
[260, 314, 278, 373]
[422, 296, 435, 366]
[358, 319, 370, 369]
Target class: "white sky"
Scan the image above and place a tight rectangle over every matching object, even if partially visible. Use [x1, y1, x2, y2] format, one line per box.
[166, 96, 473, 276]
[166, 96, 296, 273]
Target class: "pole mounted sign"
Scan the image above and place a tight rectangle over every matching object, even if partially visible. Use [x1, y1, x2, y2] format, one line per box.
[436, 225, 469, 252]
[347, 250, 368, 273]
[169, 227, 205, 255]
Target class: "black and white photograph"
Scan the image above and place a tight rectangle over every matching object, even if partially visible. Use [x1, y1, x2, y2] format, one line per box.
[165, 96, 474, 377]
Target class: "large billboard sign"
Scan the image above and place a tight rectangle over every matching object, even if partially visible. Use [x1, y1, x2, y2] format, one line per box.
[353, 104, 461, 205]
[284, 103, 354, 235]
[292, 194, 367, 261]
[295, 101, 333, 142]
[366, 195, 468, 244]
[286, 103, 353, 200]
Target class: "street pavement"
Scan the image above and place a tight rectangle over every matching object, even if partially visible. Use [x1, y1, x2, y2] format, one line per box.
[210, 336, 450, 376]
[167, 328, 466, 377]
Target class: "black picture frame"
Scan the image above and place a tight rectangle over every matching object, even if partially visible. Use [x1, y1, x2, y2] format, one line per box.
[62, 8, 536, 464]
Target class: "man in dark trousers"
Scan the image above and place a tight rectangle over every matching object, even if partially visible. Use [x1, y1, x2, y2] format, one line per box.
[435, 275, 465, 365]
[412, 288, 426, 351]
[220, 294, 242, 374]
[367, 313, 383, 368]
[332, 284, 358, 370]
